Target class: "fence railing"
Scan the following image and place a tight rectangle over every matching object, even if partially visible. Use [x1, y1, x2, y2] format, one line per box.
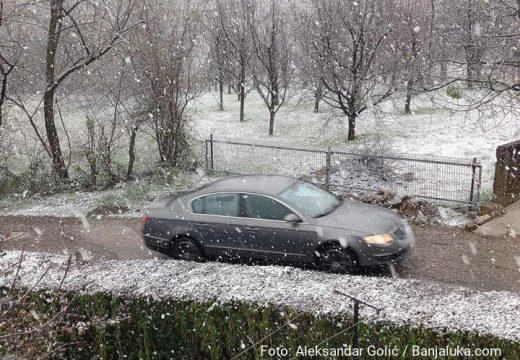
[204, 136, 482, 206]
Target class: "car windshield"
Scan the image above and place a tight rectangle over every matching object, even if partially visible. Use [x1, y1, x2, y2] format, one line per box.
[279, 181, 341, 218]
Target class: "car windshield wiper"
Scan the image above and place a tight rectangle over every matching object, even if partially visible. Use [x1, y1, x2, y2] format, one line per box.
[313, 199, 342, 218]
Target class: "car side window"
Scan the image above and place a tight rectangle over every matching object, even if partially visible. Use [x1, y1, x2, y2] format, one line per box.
[191, 193, 240, 217]
[241, 194, 293, 221]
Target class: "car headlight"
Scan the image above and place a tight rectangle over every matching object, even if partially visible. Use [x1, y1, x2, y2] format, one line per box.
[363, 233, 394, 245]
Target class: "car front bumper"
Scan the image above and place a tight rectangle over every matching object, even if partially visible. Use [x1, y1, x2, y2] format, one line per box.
[355, 223, 415, 267]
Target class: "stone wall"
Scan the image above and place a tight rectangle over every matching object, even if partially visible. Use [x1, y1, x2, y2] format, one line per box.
[493, 140, 520, 206]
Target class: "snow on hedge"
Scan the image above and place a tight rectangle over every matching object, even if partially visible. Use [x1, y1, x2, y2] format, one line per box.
[1, 250, 519, 342]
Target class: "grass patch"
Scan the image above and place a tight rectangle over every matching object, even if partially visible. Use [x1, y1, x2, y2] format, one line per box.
[99, 194, 128, 208]
[0, 196, 12, 210]
[478, 187, 494, 204]
[411, 107, 442, 115]
[124, 183, 154, 203]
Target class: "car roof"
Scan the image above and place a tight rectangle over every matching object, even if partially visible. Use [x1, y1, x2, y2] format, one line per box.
[195, 175, 298, 197]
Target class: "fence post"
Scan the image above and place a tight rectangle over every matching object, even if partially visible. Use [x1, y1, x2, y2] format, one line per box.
[352, 300, 359, 356]
[477, 163, 482, 205]
[325, 146, 332, 190]
[210, 134, 214, 173]
[469, 157, 477, 208]
[205, 140, 209, 171]
[334, 289, 382, 359]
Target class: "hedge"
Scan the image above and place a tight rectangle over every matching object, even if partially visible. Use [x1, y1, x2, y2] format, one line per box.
[1, 290, 518, 359]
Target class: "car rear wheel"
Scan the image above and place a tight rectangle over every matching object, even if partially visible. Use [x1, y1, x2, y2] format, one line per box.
[317, 244, 357, 274]
[172, 237, 205, 262]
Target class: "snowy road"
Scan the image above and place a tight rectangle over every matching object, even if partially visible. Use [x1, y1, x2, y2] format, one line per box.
[0, 215, 519, 292]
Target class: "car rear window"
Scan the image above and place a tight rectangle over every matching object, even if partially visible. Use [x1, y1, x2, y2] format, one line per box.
[191, 193, 240, 217]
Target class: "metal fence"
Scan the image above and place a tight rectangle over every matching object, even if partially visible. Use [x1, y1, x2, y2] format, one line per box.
[204, 136, 482, 205]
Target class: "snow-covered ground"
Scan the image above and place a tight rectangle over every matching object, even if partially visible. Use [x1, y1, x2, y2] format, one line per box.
[0, 170, 467, 226]
[190, 90, 520, 192]
[1, 250, 519, 342]
[2, 89, 519, 223]
[0, 172, 215, 217]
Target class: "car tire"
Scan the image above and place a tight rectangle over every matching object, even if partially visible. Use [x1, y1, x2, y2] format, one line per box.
[317, 244, 357, 274]
[171, 236, 205, 262]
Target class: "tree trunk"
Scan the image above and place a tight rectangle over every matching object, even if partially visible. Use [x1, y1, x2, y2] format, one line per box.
[314, 81, 322, 113]
[239, 62, 246, 122]
[404, 78, 413, 114]
[218, 77, 224, 111]
[347, 113, 356, 141]
[126, 126, 138, 180]
[240, 87, 245, 123]
[440, 62, 447, 82]
[0, 65, 10, 128]
[44, 0, 68, 180]
[269, 3, 279, 107]
[87, 153, 97, 186]
[268, 110, 275, 136]
[466, 49, 474, 89]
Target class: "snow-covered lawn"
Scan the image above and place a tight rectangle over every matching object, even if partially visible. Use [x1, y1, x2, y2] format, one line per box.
[190, 90, 520, 192]
[1, 250, 519, 342]
[2, 90, 518, 221]
[0, 172, 214, 217]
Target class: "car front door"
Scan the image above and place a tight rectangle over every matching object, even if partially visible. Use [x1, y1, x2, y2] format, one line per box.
[190, 193, 243, 259]
[238, 193, 318, 263]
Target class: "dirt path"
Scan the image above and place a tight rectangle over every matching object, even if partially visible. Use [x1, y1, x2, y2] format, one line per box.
[1, 215, 519, 292]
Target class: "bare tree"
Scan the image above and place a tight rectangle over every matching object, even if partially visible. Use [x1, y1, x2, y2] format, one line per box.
[432, 0, 519, 107]
[247, 0, 293, 136]
[310, 0, 400, 141]
[42, 0, 139, 180]
[0, 0, 23, 128]
[214, 0, 253, 122]
[131, 0, 208, 166]
[393, 0, 433, 114]
[206, 9, 228, 112]
[293, 4, 326, 113]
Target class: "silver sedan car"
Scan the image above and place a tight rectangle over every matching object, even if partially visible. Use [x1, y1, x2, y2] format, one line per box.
[143, 175, 415, 273]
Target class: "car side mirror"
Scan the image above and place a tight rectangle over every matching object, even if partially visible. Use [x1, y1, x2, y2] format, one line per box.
[284, 213, 302, 225]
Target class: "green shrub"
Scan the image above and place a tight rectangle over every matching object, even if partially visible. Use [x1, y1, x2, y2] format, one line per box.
[446, 85, 461, 99]
[0, 159, 55, 197]
[99, 194, 127, 208]
[478, 187, 494, 204]
[1, 290, 518, 359]
[124, 183, 153, 203]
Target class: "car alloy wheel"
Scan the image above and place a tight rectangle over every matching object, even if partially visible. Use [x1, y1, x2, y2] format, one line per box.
[318, 245, 357, 274]
[173, 237, 205, 262]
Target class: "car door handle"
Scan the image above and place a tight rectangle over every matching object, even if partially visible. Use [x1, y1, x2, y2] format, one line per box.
[245, 227, 259, 232]
[195, 222, 208, 227]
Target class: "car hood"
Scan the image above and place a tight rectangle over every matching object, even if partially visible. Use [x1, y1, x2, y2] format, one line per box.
[313, 199, 403, 234]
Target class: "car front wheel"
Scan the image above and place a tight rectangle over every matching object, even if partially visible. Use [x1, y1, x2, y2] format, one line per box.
[317, 244, 357, 274]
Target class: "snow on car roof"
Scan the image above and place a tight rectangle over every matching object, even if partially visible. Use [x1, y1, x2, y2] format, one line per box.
[196, 175, 298, 196]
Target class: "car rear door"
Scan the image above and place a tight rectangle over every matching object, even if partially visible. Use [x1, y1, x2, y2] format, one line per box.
[238, 193, 317, 263]
[190, 193, 244, 258]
